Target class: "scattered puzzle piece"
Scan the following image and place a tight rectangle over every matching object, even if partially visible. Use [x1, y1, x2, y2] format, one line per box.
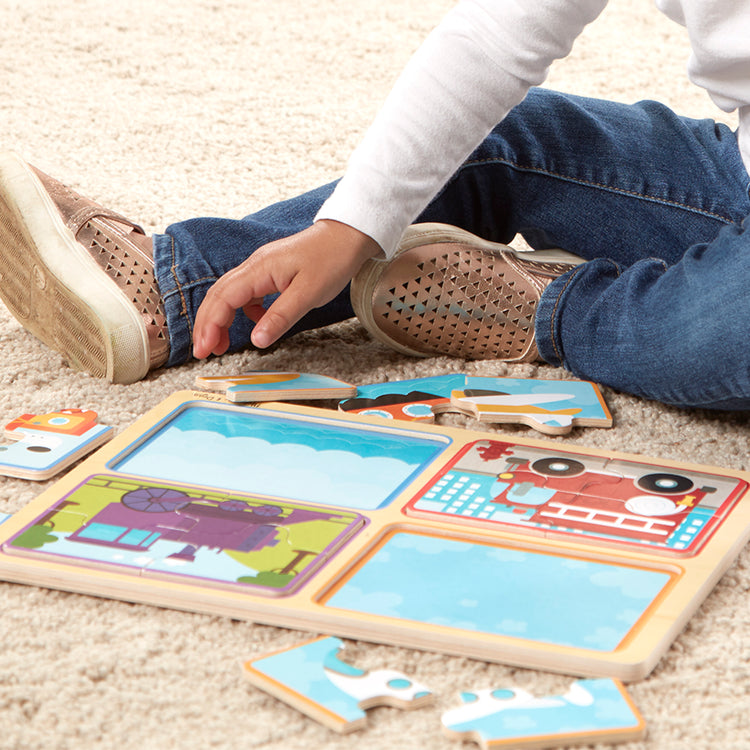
[450, 388, 602, 435]
[195, 371, 357, 403]
[339, 376, 611, 434]
[243, 636, 433, 733]
[442, 678, 645, 749]
[0, 409, 114, 480]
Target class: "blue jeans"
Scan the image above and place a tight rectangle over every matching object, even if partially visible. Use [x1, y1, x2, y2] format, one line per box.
[153, 88, 750, 410]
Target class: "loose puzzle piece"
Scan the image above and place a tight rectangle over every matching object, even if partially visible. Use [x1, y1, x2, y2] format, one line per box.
[338, 375, 464, 422]
[0, 409, 114, 480]
[442, 678, 645, 749]
[339, 375, 612, 434]
[195, 371, 357, 403]
[243, 636, 433, 733]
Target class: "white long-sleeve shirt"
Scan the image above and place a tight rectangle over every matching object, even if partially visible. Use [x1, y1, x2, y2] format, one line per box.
[316, 0, 750, 257]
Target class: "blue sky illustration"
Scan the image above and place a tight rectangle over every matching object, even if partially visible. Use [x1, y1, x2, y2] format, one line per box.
[250, 637, 366, 723]
[39, 534, 257, 582]
[443, 678, 640, 741]
[0, 424, 111, 472]
[325, 533, 671, 651]
[113, 405, 448, 510]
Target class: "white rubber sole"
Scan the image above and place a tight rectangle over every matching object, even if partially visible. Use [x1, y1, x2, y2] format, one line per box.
[0, 151, 149, 383]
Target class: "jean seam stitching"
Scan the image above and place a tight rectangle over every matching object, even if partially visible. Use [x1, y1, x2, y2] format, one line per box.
[168, 235, 195, 345]
[458, 156, 737, 225]
[547, 261, 620, 365]
[162, 274, 218, 297]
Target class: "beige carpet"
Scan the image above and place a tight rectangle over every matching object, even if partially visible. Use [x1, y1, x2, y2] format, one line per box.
[2, 1, 749, 748]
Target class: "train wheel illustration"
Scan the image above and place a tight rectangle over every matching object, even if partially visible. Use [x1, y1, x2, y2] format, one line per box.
[218, 500, 248, 512]
[637, 472, 693, 494]
[253, 505, 284, 518]
[121, 487, 191, 512]
[530, 457, 586, 477]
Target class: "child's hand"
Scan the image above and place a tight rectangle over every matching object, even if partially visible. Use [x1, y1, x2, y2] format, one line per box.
[192, 219, 382, 359]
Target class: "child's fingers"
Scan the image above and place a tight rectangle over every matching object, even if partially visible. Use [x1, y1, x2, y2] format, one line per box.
[249, 275, 321, 349]
[192, 221, 382, 360]
[193, 263, 267, 358]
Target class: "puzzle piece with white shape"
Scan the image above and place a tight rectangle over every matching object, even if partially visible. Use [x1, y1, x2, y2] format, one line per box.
[442, 678, 644, 749]
[0, 409, 114, 480]
[244, 636, 433, 733]
[339, 376, 611, 434]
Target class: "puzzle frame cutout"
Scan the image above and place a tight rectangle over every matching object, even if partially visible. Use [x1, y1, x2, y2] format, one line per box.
[0, 390, 748, 679]
[339, 375, 612, 435]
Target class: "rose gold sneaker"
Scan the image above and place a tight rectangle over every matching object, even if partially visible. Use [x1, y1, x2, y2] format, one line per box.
[350, 222, 584, 361]
[0, 151, 168, 383]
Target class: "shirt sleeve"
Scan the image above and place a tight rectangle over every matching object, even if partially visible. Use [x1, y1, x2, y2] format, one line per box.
[656, 0, 750, 114]
[315, 0, 609, 257]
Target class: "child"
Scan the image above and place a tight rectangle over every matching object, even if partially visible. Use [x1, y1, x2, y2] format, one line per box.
[0, 0, 749, 410]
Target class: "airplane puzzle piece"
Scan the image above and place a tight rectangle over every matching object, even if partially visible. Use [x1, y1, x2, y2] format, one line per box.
[244, 636, 433, 733]
[442, 678, 644, 749]
[449, 388, 608, 435]
[0, 409, 114, 480]
[195, 371, 356, 403]
[339, 376, 611, 435]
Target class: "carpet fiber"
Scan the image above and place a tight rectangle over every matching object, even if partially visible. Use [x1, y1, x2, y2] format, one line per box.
[1, 1, 749, 748]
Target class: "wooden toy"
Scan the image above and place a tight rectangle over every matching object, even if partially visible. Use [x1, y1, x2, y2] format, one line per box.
[0, 391, 747, 680]
[195, 371, 356, 403]
[339, 375, 612, 435]
[244, 635, 433, 733]
[0, 409, 114, 480]
[442, 678, 644, 749]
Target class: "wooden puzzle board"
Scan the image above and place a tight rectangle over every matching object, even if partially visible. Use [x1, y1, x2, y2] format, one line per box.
[0, 390, 749, 681]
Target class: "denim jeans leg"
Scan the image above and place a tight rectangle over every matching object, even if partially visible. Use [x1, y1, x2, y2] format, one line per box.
[153, 181, 355, 366]
[419, 88, 750, 262]
[538, 217, 750, 410]
[416, 89, 750, 409]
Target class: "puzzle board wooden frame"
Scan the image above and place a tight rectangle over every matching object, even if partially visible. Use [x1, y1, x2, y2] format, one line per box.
[0, 390, 748, 681]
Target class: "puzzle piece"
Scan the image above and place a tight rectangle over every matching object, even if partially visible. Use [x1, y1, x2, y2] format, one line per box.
[195, 371, 356, 403]
[450, 388, 603, 435]
[442, 678, 644, 749]
[244, 636, 433, 733]
[0, 409, 114, 480]
[339, 376, 611, 434]
[339, 375, 463, 422]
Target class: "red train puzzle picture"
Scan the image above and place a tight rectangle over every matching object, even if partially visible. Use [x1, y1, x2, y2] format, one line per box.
[406, 439, 748, 555]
